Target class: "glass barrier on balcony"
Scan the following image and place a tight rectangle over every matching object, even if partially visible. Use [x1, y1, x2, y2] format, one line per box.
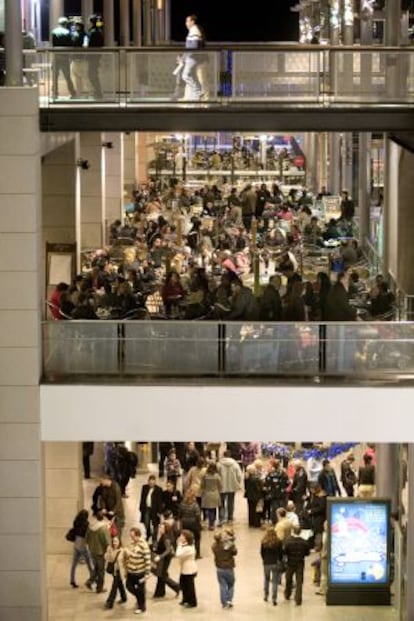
[232, 50, 322, 100]
[127, 50, 218, 101]
[42, 320, 414, 380]
[32, 47, 414, 107]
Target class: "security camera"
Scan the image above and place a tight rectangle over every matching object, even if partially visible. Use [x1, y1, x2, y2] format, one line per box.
[102, 141, 113, 149]
[77, 158, 90, 170]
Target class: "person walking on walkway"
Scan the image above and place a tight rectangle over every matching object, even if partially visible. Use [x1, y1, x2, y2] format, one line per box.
[260, 526, 284, 606]
[284, 526, 310, 606]
[212, 527, 237, 609]
[124, 527, 151, 614]
[51, 17, 76, 99]
[176, 530, 198, 607]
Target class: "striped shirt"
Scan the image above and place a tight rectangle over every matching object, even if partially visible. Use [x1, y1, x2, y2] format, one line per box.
[125, 539, 151, 575]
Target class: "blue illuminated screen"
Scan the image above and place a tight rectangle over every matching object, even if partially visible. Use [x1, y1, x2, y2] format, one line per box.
[329, 501, 389, 585]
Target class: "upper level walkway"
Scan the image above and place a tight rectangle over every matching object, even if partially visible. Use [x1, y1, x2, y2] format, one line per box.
[29, 45, 414, 132]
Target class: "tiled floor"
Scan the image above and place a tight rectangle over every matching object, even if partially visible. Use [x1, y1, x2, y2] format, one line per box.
[47, 451, 398, 621]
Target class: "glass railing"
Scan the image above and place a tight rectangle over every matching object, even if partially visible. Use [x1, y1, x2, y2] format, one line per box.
[25, 46, 414, 107]
[42, 320, 414, 380]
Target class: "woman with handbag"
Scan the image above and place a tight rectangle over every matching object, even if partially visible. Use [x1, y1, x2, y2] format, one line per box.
[69, 509, 94, 588]
[260, 526, 285, 606]
[104, 536, 127, 609]
[151, 522, 180, 598]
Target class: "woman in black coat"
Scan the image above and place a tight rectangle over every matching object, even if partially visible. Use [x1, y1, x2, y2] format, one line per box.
[305, 485, 327, 551]
[152, 522, 180, 598]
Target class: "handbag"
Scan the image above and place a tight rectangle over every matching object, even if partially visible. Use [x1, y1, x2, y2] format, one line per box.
[65, 528, 76, 542]
[106, 551, 120, 575]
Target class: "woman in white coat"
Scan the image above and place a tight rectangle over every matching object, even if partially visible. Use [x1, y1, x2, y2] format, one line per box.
[176, 530, 197, 607]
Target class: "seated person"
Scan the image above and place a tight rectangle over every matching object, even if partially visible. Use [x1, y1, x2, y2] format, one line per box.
[71, 293, 98, 320]
[370, 282, 395, 318]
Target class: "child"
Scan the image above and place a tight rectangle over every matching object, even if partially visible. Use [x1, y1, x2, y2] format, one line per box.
[104, 536, 127, 609]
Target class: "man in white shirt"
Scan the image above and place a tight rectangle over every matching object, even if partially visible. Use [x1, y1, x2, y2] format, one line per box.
[181, 14, 205, 100]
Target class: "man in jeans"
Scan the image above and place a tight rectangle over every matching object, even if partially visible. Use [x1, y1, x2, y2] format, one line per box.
[217, 450, 243, 524]
[85, 511, 111, 593]
[124, 527, 151, 614]
[284, 526, 310, 606]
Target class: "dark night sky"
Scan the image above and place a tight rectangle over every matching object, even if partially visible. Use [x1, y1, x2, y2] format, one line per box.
[170, 0, 299, 42]
[59, 0, 299, 43]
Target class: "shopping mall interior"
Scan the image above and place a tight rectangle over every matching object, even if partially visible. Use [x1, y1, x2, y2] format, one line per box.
[2, 0, 414, 620]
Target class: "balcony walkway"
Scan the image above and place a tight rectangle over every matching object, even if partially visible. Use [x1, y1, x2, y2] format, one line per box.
[30, 45, 414, 132]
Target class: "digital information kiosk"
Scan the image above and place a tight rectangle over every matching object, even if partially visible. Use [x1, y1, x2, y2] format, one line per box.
[327, 498, 391, 605]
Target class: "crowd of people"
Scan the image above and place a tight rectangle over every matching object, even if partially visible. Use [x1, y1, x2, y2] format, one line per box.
[48, 179, 395, 325]
[50, 14, 104, 99]
[67, 441, 378, 614]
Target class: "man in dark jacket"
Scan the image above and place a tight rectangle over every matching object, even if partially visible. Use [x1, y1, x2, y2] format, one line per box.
[87, 14, 104, 99]
[325, 273, 357, 321]
[264, 460, 289, 525]
[228, 278, 259, 321]
[284, 526, 310, 606]
[139, 475, 163, 543]
[51, 17, 76, 99]
[318, 459, 341, 497]
[291, 460, 308, 512]
[260, 274, 282, 321]
[100, 475, 125, 535]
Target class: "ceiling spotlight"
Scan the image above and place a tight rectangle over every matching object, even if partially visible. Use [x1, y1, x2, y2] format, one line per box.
[102, 141, 113, 149]
[77, 158, 90, 170]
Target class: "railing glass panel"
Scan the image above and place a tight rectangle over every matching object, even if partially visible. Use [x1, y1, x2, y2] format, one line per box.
[43, 321, 119, 375]
[232, 50, 321, 100]
[34, 47, 414, 107]
[123, 321, 218, 374]
[43, 321, 414, 380]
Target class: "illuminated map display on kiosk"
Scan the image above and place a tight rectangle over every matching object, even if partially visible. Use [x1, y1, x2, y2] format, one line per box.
[329, 500, 389, 586]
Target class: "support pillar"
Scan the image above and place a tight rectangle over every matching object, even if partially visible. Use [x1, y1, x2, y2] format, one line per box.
[164, 0, 171, 42]
[375, 444, 399, 511]
[5, 0, 23, 86]
[79, 132, 104, 249]
[382, 137, 399, 279]
[120, 0, 130, 46]
[328, 133, 340, 195]
[103, 0, 115, 47]
[358, 131, 371, 245]
[303, 132, 317, 192]
[0, 88, 43, 621]
[137, 132, 150, 184]
[103, 133, 123, 230]
[49, 0, 64, 37]
[44, 443, 83, 556]
[341, 132, 353, 197]
[397, 145, 414, 295]
[82, 0, 94, 28]
[124, 132, 138, 194]
[406, 444, 414, 621]
[133, 0, 142, 46]
[143, 0, 153, 46]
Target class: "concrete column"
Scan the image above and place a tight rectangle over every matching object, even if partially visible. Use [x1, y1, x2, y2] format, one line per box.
[375, 444, 399, 511]
[303, 132, 317, 192]
[382, 137, 400, 278]
[137, 132, 151, 184]
[5, 0, 23, 86]
[120, 0, 130, 46]
[0, 88, 43, 621]
[385, 0, 400, 45]
[42, 141, 76, 250]
[124, 132, 138, 194]
[82, 0, 94, 28]
[341, 132, 353, 197]
[358, 131, 371, 245]
[406, 444, 414, 621]
[143, 0, 153, 46]
[328, 133, 340, 195]
[133, 0, 142, 46]
[80, 132, 104, 249]
[49, 0, 64, 37]
[103, 133, 123, 232]
[103, 0, 115, 47]
[397, 146, 414, 294]
[44, 443, 83, 555]
[164, 0, 171, 42]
